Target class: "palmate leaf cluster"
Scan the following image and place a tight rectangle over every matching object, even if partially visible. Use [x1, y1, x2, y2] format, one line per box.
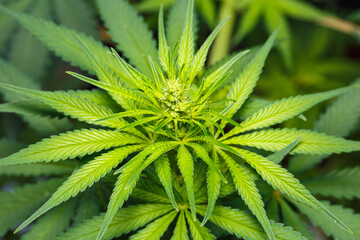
[0, 0, 359, 240]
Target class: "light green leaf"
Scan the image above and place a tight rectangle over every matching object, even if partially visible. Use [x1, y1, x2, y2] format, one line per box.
[224, 86, 355, 139]
[224, 128, 360, 155]
[225, 30, 278, 118]
[218, 149, 275, 240]
[16, 145, 146, 232]
[177, 144, 195, 219]
[185, 210, 215, 240]
[303, 167, 360, 199]
[277, 0, 326, 21]
[56, 204, 174, 240]
[234, 148, 350, 232]
[0, 83, 126, 128]
[171, 211, 189, 240]
[154, 154, 178, 210]
[96, 0, 158, 76]
[130, 210, 177, 240]
[0, 129, 142, 166]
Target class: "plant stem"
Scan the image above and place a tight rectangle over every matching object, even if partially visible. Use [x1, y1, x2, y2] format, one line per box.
[317, 16, 360, 37]
[209, 0, 235, 65]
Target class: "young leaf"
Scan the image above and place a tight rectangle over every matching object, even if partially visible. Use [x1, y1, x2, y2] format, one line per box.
[218, 149, 276, 240]
[225, 29, 278, 118]
[130, 211, 177, 240]
[177, 144, 196, 219]
[0, 129, 142, 166]
[224, 128, 360, 155]
[185, 210, 215, 240]
[57, 204, 174, 240]
[171, 211, 189, 240]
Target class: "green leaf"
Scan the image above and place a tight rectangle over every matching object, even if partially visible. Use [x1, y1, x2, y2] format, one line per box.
[157, 5, 170, 73]
[276, 0, 325, 21]
[154, 154, 178, 210]
[234, 148, 350, 232]
[96, 0, 158, 76]
[279, 199, 314, 240]
[0, 83, 126, 128]
[73, 189, 101, 225]
[267, 138, 300, 164]
[0, 162, 75, 177]
[289, 80, 360, 172]
[218, 149, 275, 240]
[171, 211, 189, 240]
[132, 179, 171, 204]
[0, 179, 63, 235]
[16, 145, 146, 232]
[224, 86, 356, 139]
[0, 4, 131, 85]
[177, 144, 195, 219]
[166, 0, 188, 50]
[185, 210, 215, 240]
[295, 201, 360, 240]
[264, 5, 292, 70]
[56, 204, 174, 240]
[225, 29, 278, 118]
[9, 0, 50, 81]
[224, 128, 360, 155]
[0, 129, 142, 166]
[196, 205, 306, 240]
[185, 142, 227, 183]
[234, 2, 262, 43]
[130, 210, 177, 239]
[0, 57, 39, 101]
[54, 0, 98, 38]
[303, 167, 360, 199]
[22, 200, 76, 240]
[202, 150, 221, 225]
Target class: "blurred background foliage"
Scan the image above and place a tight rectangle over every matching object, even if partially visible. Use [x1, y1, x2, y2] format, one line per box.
[0, 0, 359, 239]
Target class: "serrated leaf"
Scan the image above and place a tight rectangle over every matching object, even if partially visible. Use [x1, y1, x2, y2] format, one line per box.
[177, 144, 195, 219]
[303, 167, 360, 199]
[0, 83, 126, 128]
[196, 205, 306, 240]
[225, 30, 278, 118]
[16, 145, 146, 232]
[233, 148, 350, 232]
[0, 4, 132, 86]
[9, 0, 50, 81]
[56, 204, 174, 240]
[295, 201, 360, 240]
[132, 179, 171, 204]
[224, 86, 355, 139]
[22, 199, 76, 240]
[224, 128, 360, 155]
[154, 154, 178, 210]
[218, 149, 275, 240]
[171, 211, 189, 240]
[0, 129, 142, 166]
[0, 179, 63, 235]
[279, 199, 314, 240]
[185, 210, 215, 240]
[54, 0, 98, 38]
[130, 210, 177, 240]
[289, 80, 360, 172]
[166, 0, 188, 50]
[96, 0, 158, 76]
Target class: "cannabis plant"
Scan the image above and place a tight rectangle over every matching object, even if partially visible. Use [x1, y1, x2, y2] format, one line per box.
[0, 0, 359, 239]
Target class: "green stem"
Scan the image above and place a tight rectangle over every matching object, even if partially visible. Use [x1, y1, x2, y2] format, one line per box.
[209, 0, 236, 65]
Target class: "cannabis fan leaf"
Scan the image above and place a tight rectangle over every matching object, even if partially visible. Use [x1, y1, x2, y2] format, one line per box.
[0, 0, 359, 239]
